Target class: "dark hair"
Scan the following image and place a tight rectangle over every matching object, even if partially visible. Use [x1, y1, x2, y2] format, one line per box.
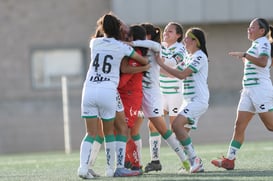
[270, 25, 273, 57]
[141, 23, 161, 43]
[187, 27, 208, 57]
[166, 22, 184, 42]
[129, 25, 148, 56]
[102, 14, 121, 40]
[256, 18, 270, 36]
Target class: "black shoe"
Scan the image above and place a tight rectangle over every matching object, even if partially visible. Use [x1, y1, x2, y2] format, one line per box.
[144, 161, 162, 173]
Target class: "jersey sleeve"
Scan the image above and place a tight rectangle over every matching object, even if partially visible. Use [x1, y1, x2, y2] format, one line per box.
[121, 41, 135, 57]
[132, 40, 161, 52]
[188, 53, 206, 73]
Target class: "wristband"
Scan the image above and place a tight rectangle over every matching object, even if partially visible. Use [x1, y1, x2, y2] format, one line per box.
[243, 52, 247, 58]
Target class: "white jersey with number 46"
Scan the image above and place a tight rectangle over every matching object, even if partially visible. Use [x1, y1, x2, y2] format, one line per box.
[85, 37, 135, 89]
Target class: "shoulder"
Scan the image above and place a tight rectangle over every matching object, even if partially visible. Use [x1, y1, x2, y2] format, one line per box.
[193, 50, 208, 62]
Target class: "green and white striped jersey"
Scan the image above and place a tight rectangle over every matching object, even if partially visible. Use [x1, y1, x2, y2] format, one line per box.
[243, 36, 272, 87]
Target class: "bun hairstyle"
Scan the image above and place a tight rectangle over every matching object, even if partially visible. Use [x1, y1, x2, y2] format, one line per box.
[141, 23, 161, 43]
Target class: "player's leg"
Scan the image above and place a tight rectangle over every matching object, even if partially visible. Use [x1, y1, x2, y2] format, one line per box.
[149, 116, 189, 172]
[144, 120, 162, 172]
[131, 114, 144, 170]
[78, 117, 98, 179]
[212, 90, 254, 170]
[114, 111, 141, 177]
[88, 118, 104, 177]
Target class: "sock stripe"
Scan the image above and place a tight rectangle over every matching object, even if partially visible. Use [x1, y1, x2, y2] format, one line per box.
[116, 134, 127, 142]
[180, 137, 191, 146]
[84, 135, 94, 143]
[162, 129, 172, 140]
[132, 134, 141, 141]
[95, 135, 104, 144]
[105, 134, 115, 142]
[231, 140, 241, 149]
[150, 132, 160, 137]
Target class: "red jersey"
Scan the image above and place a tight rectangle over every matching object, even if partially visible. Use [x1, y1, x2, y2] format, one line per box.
[118, 49, 143, 128]
[118, 49, 143, 95]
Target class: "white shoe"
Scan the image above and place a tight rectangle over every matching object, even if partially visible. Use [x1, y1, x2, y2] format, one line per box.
[105, 168, 114, 177]
[189, 157, 203, 173]
[88, 168, 100, 177]
[78, 167, 94, 179]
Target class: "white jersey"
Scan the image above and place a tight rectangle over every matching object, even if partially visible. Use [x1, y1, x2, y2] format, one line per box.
[243, 36, 272, 88]
[132, 40, 161, 89]
[85, 37, 135, 89]
[132, 40, 164, 117]
[177, 49, 209, 103]
[81, 37, 134, 119]
[160, 42, 187, 94]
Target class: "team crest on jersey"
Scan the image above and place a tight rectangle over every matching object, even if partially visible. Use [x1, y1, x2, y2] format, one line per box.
[173, 54, 183, 64]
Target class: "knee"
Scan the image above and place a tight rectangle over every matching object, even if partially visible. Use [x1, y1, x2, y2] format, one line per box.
[171, 120, 179, 133]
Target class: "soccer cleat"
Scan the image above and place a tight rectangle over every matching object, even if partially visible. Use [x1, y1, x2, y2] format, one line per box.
[78, 167, 94, 179]
[113, 167, 141, 177]
[88, 168, 100, 177]
[131, 165, 143, 175]
[178, 160, 191, 173]
[189, 157, 204, 173]
[211, 156, 235, 170]
[144, 161, 162, 173]
[196, 164, 205, 173]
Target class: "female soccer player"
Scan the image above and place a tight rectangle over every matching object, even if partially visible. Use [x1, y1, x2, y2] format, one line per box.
[78, 13, 148, 179]
[156, 27, 209, 173]
[133, 23, 190, 173]
[145, 22, 187, 172]
[211, 18, 273, 170]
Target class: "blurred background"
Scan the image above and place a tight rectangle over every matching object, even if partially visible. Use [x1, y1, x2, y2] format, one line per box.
[0, 0, 272, 154]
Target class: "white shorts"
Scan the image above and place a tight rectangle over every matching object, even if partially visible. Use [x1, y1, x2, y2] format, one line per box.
[162, 93, 183, 116]
[142, 88, 164, 118]
[81, 86, 118, 121]
[179, 100, 208, 130]
[238, 87, 273, 113]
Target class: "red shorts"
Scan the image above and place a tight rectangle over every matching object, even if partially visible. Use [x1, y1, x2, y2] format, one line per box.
[119, 91, 142, 128]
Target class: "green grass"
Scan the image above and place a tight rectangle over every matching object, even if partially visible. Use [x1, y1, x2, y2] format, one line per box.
[0, 141, 272, 181]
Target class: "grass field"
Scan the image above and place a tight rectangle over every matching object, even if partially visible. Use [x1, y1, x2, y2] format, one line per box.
[0, 141, 272, 181]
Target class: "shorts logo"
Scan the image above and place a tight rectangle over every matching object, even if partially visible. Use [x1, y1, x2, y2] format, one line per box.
[260, 104, 265, 110]
[172, 108, 178, 114]
[153, 108, 159, 114]
[183, 108, 189, 114]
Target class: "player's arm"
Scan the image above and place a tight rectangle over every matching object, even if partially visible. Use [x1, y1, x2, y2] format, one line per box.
[229, 51, 268, 67]
[130, 51, 149, 65]
[132, 40, 161, 52]
[120, 57, 150, 74]
[156, 56, 192, 80]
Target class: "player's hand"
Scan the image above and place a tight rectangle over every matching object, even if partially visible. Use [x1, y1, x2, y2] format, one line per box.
[228, 51, 245, 59]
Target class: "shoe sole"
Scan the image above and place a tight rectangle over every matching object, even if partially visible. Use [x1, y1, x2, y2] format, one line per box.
[190, 164, 203, 173]
[211, 160, 234, 170]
